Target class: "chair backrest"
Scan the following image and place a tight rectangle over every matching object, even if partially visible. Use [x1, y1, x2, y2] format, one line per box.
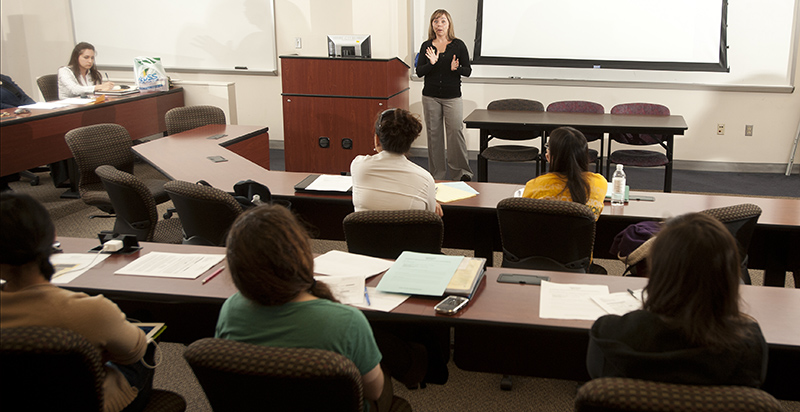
[487, 98, 545, 141]
[65, 123, 135, 191]
[95, 165, 158, 241]
[701, 203, 762, 256]
[546, 100, 605, 142]
[575, 377, 783, 412]
[36, 74, 59, 102]
[343, 209, 444, 259]
[1, 326, 105, 411]
[497, 197, 596, 272]
[165, 105, 226, 135]
[609, 103, 670, 145]
[164, 180, 243, 246]
[184, 338, 363, 412]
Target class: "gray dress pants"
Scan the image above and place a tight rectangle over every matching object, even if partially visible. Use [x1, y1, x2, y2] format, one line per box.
[422, 95, 473, 180]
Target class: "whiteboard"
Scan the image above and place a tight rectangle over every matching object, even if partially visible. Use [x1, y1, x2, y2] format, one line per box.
[70, 0, 277, 74]
[412, 0, 798, 90]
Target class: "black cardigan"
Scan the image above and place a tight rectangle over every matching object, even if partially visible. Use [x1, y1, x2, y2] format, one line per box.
[416, 38, 471, 99]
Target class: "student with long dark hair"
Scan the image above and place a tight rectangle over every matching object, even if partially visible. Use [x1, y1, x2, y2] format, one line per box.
[0, 193, 152, 412]
[587, 213, 768, 387]
[215, 205, 390, 409]
[522, 126, 607, 219]
[58, 42, 114, 99]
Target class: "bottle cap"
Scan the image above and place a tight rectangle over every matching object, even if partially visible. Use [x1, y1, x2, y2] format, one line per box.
[616, 164, 624, 170]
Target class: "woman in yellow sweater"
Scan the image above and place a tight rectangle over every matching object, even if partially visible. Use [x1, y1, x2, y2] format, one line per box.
[523, 126, 607, 219]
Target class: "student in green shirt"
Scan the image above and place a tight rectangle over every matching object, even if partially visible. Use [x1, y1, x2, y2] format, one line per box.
[215, 204, 388, 408]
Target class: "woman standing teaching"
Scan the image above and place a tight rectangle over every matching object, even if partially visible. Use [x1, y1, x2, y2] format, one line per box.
[58, 42, 114, 100]
[416, 9, 473, 181]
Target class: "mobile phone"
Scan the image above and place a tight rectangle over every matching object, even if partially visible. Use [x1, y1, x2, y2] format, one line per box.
[434, 295, 469, 315]
[497, 273, 550, 285]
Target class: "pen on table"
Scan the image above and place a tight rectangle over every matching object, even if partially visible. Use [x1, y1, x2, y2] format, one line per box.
[202, 266, 225, 285]
[105, 72, 109, 82]
[364, 286, 371, 306]
[627, 288, 639, 301]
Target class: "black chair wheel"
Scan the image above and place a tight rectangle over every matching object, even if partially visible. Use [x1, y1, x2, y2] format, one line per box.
[30, 176, 40, 186]
[500, 374, 513, 391]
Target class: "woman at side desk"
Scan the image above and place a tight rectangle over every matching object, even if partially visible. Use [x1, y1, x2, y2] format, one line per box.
[587, 213, 768, 387]
[351, 107, 443, 217]
[0, 193, 153, 412]
[58, 42, 114, 99]
[522, 126, 607, 220]
[215, 205, 391, 410]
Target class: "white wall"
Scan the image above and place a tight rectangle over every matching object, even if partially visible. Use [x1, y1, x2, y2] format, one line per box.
[3, 0, 799, 169]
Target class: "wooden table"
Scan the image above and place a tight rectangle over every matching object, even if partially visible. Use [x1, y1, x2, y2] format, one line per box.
[463, 109, 689, 191]
[0, 88, 185, 177]
[132, 126, 799, 286]
[57, 237, 800, 400]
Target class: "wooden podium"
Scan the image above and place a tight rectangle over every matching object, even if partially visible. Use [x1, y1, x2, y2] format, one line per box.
[280, 56, 410, 174]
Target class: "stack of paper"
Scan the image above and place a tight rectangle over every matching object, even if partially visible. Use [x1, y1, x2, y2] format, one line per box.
[376, 252, 485, 297]
[435, 182, 478, 203]
[313, 251, 409, 311]
[538, 280, 643, 320]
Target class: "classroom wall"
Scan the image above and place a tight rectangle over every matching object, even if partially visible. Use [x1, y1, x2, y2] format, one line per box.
[2, 0, 799, 170]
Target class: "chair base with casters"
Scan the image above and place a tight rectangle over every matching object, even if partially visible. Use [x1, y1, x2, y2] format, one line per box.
[575, 377, 783, 412]
[1, 326, 186, 412]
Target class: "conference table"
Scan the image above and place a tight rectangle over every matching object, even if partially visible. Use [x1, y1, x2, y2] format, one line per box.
[57, 237, 800, 400]
[0, 87, 185, 180]
[463, 109, 689, 191]
[132, 125, 799, 287]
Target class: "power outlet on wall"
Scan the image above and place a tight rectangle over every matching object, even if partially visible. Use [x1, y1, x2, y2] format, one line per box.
[745, 125, 754, 136]
[717, 124, 725, 135]
[295, 37, 302, 49]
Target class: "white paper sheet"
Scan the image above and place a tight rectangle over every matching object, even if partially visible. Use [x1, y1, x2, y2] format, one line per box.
[315, 275, 365, 305]
[313, 250, 392, 279]
[19, 102, 70, 110]
[539, 280, 609, 320]
[351, 287, 410, 312]
[50, 253, 111, 284]
[114, 252, 224, 279]
[591, 289, 643, 316]
[60, 98, 95, 105]
[305, 175, 352, 192]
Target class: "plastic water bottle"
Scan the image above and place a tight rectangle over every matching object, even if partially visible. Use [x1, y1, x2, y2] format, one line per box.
[611, 164, 626, 206]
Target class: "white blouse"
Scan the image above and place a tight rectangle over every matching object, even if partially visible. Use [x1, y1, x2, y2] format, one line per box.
[350, 151, 437, 213]
[57, 66, 96, 99]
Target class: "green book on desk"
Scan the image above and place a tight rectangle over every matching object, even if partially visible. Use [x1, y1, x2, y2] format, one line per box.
[376, 252, 485, 298]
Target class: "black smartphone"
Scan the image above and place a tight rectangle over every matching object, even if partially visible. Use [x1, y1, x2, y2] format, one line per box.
[497, 273, 550, 285]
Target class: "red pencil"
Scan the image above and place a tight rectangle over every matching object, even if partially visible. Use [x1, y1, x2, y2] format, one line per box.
[202, 266, 225, 285]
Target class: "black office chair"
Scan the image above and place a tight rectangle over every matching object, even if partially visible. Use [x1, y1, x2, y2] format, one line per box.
[36, 74, 59, 102]
[478, 99, 545, 182]
[343, 209, 444, 259]
[65, 123, 170, 214]
[164, 180, 243, 246]
[1, 326, 186, 412]
[95, 165, 183, 243]
[575, 377, 782, 412]
[497, 197, 596, 273]
[701, 203, 762, 285]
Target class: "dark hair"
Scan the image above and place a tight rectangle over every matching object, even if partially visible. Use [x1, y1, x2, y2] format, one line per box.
[67, 42, 102, 85]
[547, 126, 590, 204]
[427, 9, 456, 41]
[0, 193, 56, 279]
[374, 108, 423, 154]
[225, 204, 337, 306]
[644, 213, 751, 349]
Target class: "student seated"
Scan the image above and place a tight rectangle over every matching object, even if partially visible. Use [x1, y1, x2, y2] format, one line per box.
[351, 108, 443, 217]
[58, 42, 114, 99]
[215, 204, 391, 410]
[0, 193, 152, 412]
[587, 213, 768, 387]
[522, 126, 607, 220]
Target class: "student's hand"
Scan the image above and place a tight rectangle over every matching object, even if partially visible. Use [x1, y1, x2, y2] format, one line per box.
[426, 47, 438, 65]
[451, 55, 459, 71]
[435, 202, 444, 217]
[96, 81, 114, 91]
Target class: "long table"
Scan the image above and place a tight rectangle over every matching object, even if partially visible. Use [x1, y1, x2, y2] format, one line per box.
[57, 237, 800, 400]
[463, 109, 689, 191]
[0, 88, 185, 177]
[132, 125, 799, 286]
